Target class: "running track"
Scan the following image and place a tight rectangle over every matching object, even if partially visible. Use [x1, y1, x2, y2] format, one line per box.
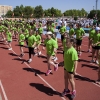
[0, 37, 100, 100]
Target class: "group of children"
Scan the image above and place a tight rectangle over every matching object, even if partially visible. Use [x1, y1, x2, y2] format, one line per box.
[0, 19, 100, 99]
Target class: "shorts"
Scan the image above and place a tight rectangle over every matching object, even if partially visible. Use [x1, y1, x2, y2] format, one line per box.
[76, 39, 82, 46]
[64, 68, 74, 74]
[61, 34, 64, 42]
[92, 46, 100, 50]
[19, 45, 24, 47]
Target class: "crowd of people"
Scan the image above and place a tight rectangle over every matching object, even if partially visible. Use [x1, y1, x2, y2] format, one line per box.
[0, 18, 100, 99]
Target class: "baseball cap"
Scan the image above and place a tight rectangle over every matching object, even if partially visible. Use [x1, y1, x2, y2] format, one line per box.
[46, 31, 52, 35]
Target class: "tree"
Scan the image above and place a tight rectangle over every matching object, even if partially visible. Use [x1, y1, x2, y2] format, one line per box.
[5, 10, 13, 18]
[88, 10, 100, 19]
[34, 5, 43, 18]
[24, 6, 34, 18]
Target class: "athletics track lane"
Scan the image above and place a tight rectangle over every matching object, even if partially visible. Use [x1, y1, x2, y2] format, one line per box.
[0, 37, 100, 100]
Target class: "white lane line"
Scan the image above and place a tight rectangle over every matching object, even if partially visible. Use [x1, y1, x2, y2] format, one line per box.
[0, 94, 2, 100]
[0, 80, 8, 100]
[8, 48, 66, 100]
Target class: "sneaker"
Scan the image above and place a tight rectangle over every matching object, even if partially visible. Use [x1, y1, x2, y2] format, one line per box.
[19, 53, 24, 57]
[54, 57, 58, 62]
[88, 49, 91, 53]
[8, 48, 12, 50]
[71, 90, 76, 99]
[96, 60, 99, 64]
[54, 64, 58, 71]
[28, 59, 32, 63]
[90, 60, 95, 63]
[61, 89, 70, 97]
[46, 70, 52, 76]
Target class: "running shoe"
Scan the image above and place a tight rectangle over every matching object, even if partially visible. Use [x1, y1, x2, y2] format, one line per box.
[46, 70, 52, 76]
[61, 89, 70, 97]
[28, 58, 32, 63]
[8, 48, 12, 50]
[71, 90, 76, 99]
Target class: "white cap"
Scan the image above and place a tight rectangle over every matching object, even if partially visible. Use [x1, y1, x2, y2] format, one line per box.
[46, 31, 52, 35]
[95, 27, 100, 31]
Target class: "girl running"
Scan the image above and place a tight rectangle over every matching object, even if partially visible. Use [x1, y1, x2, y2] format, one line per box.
[88, 25, 95, 52]
[18, 29, 25, 57]
[35, 30, 41, 56]
[43, 31, 58, 75]
[6, 28, 12, 50]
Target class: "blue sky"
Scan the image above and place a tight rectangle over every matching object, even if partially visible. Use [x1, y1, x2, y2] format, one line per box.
[0, 0, 100, 12]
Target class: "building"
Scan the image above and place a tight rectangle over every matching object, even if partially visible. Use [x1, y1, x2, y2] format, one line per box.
[0, 5, 12, 16]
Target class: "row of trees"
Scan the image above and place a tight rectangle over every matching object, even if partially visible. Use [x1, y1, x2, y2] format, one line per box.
[5, 5, 100, 19]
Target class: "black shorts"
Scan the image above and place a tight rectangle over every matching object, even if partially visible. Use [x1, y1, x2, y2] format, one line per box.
[8, 41, 12, 43]
[92, 46, 100, 50]
[76, 39, 82, 46]
[64, 68, 74, 74]
[61, 34, 64, 42]
[19, 45, 24, 47]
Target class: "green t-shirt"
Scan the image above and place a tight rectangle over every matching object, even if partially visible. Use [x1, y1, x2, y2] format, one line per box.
[44, 38, 57, 55]
[75, 28, 85, 40]
[24, 29, 29, 38]
[93, 33, 100, 46]
[50, 27, 55, 33]
[28, 35, 37, 47]
[38, 27, 43, 35]
[64, 46, 78, 72]
[53, 38, 58, 48]
[69, 28, 75, 37]
[19, 34, 25, 45]
[60, 26, 66, 35]
[6, 32, 12, 41]
[89, 29, 95, 39]
[35, 34, 41, 44]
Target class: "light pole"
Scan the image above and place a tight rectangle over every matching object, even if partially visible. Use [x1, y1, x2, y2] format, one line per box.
[96, 0, 98, 15]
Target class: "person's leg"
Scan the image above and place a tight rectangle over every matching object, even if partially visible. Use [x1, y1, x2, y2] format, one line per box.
[61, 70, 70, 96]
[28, 47, 32, 59]
[46, 54, 52, 75]
[48, 55, 58, 71]
[68, 72, 76, 99]
[68, 72, 75, 91]
[91, 47, 96, 62]
[8, 42, 12, 50]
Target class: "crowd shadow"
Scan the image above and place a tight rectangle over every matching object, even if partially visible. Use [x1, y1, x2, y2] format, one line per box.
[8, 53, 18, 57]
[12, 58, 27, 64]
[29, 83, 61, 96]
[78, 59, 90, 63]
[0, 46, 8, 50]
[82, 64, 98, 70]
[23, 68, 46, 76]
[75, 74, 95, 83]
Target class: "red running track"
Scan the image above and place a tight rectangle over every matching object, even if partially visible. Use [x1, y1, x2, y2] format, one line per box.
[0, 37, 100, 100]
